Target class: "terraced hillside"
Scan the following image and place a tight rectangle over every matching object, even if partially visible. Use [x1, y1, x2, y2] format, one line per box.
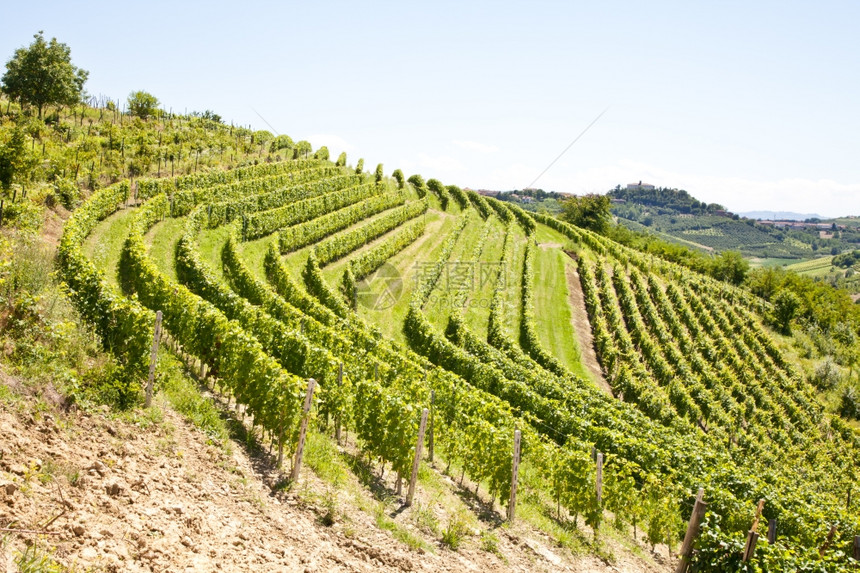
[61, 155, 860, 571]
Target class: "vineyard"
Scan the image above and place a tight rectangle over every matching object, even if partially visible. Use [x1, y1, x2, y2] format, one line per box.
[58, 149, 860, 571]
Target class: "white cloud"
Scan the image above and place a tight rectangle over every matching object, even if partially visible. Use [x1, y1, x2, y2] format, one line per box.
[415, 153, 466, 173]
[452, 140, 499, 154]
[306, 134, 355, 154]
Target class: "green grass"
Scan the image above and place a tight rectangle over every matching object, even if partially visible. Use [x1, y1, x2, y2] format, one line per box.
[531, 245, 590, 379]
[501, 224, 527, 341]
[197, 225, 232, 281]
[82, 206, 136, 288]
[322, 204, 429, 281]
[144, 217, 187, 282]
[356, 210, 455, 344]
[157, 352, 230, 448]
[461, 217, 507, 338]
[236, 233, 274, 283]
[423, 214, 486, 333]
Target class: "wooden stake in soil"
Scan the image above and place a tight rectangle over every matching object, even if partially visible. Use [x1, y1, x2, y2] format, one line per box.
[675, 488, 706, 573]
[819, 525, 838, 557]
[145, 311, 163, 408]
[853, 535, 860, 560]
[290, 378, 317, 483]
[507, 429, 522, 522]
[335, 364, 343, 443]
[742, 532, 760, 562]
[428, 390, 435, 464]
[405, 408, 429, 506]
[742, 499, 765, 562]
[596, 452, 603, 506]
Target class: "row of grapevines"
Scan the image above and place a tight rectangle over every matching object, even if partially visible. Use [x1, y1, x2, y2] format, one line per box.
[117, 195, 308, 445]
[609, 263, 728, 431]
[426, 179, 450, 210]
[206, 172, 362, 227]
[446, 184, 469, 210]
[486, 197, 513, 223]
[172, 165, 344, 217]
[57, 181, 154, 377]
[137, 157, 326, 199]
[278, 192, 406, 253]
[466, 189, 492, 219]
[242, 182, 382, 240]
[314, 199, 427, 267]
[348, 218, 428, 280]
[410, 215, 470, 308]
[487, 223, 519, 353]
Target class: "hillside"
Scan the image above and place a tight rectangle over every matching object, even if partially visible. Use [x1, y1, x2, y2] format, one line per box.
[608, 186, 860, 261]
[2, 95, 860, 573]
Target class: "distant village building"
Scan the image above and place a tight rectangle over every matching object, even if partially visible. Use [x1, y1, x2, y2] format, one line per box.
[627, 181, 655, 191]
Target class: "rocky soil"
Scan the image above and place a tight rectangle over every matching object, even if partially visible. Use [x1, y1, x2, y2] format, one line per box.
[0, 381, 671, 572]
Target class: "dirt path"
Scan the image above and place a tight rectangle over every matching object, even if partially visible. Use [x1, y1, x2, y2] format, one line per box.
[565, 265, 613, 395]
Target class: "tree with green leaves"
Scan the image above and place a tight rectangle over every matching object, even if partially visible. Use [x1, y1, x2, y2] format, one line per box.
[335, 152, 347, 167]
[1, 32, 88, 118]
[772, 288, 800, 334]
[374, 163, 383, 183]
[0, 123, 35, 196]
[709, 250, 748, 286]
[560, 193, 611, 233]
[293, 140, 312, 159]
[127, 91, 160, 119]
[355, 158, 364, 174]
[392, 169, 404, 188]
[314, 146, 329, 161]
[269, 135, 293, 154]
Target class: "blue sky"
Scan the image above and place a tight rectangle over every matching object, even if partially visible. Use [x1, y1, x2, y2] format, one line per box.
[2, 1, 858, 216]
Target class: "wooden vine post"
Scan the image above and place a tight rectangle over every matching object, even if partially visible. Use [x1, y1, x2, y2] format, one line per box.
[767, 519, 776, 544]
[742, 499, 765, 562]
[675, 488, 706, 573]
[145, 311, 163, 408]
[596, 452, 603, 506]
[507, 429, 522, 522]
[819, 525, 837, 557]
[405, 408, 429, 506]
[428, 390, 435, 464]
[290, 378, 316, 483]
[335, 363, 343, 443]
[853, 535, 860, 560]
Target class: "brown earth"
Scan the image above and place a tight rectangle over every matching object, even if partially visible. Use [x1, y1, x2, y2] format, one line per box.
[0, 377, 672, 573]
[564, 265, 613, 395]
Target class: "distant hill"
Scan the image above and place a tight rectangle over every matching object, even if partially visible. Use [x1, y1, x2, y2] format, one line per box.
[738, 210, 824, 221]
[608, 186, 860, 260]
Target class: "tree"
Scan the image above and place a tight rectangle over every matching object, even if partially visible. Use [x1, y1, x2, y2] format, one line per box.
[392, 169, 405, 189]
[709, 251, 749, 286]
[374, 163, 383, 183]
[335, 152, 347, 167]
[772, 289, 800, 334]
[560, 193, 611, 233]
[127, 91, 159, 119]
[293, 140, 312, 159]
[1, 32, 88, 118]
[314, 146, 329, 161]
[0, 123, 35, 195]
